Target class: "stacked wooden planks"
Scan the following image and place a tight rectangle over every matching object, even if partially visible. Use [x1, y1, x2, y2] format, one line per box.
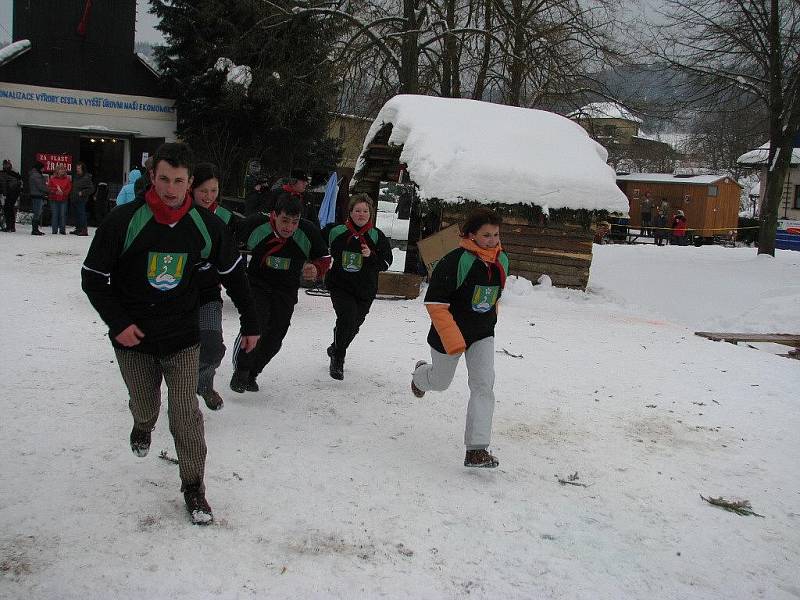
[442, 210, 594, 290]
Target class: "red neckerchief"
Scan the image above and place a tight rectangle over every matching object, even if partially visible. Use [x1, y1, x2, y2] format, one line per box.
[459, 238, 506, 289]
[207, 201, 219, 213]
[345, 218, 374, 253]
[281, 183, 303, 198]
[145, 187, 192, 225]
[260, 211, 291, 266]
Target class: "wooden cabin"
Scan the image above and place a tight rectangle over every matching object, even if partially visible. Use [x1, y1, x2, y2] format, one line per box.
[616, 173, 741, 239]
[353, 126, 599, 290]
[351, 96, 628, 290]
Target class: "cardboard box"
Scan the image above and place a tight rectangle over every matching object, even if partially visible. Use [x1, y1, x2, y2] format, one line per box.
[416, 224, 461, 276]
[377, 271, 423, 299]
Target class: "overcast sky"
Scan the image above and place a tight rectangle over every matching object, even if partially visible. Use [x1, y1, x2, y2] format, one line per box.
[0, 0, 164, 45]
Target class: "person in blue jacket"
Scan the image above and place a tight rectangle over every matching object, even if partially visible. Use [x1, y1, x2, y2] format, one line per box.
[115, 168, 142, 206]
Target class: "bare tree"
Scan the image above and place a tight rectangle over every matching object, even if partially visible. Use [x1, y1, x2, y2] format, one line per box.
[645, 0, 800, 256]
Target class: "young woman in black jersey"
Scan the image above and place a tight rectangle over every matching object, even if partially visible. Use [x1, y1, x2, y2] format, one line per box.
[190, 163, 240, 410]
[323, 193, 392, 380]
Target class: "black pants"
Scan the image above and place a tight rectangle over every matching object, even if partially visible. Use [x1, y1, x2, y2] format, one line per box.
[330, 288, 374, 357]
[2, 196, 16, 230]
[233, 285, 297, 377]
[641, 213, 652, 236]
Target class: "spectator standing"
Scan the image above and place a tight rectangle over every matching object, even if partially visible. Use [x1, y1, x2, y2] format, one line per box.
[28, 161, 47, 235]
[0, 159, 22, 232]
[653, 209, 668, 246]
[671, 210, 688, 246]
[70, 161, 94, 236]
[47, 165, 72, 234]
[134, 158, 152, 198]
[640, 192, 654, 236]
[115, 168, 142, 206]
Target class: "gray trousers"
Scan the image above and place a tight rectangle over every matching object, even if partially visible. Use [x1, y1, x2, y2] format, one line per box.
[115, 344, 206, 493]
[413, 336, 496, 449]
[197, 300, 225, 396]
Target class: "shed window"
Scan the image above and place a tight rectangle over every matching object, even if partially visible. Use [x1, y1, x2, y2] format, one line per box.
[795, 185, 800, 209]
[708, 185, 719, 197]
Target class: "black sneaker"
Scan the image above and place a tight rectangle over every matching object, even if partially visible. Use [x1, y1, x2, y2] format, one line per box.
[201, 389, 224, 411]
[411, 360, 427, 398]
[130, 427, 151, 457]
[229, 369, 249, 393]
[464, 449, 499, 468]
[329, 355, 344, 380]
[245, 375, 259, 392]
[184, 486, 213, 525]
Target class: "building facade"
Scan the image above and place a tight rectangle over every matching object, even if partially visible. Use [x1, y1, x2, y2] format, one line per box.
[0, 0, 175, 199]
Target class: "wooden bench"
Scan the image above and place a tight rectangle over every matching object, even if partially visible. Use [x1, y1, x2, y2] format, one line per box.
[695, 332, 800, 348]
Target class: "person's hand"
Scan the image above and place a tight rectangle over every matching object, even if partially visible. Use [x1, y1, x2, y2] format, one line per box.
[115, 324, 145, 347]
[302, 263, 317, 281]
[239, 335, 260, 353]
[361, 246, 371, 257]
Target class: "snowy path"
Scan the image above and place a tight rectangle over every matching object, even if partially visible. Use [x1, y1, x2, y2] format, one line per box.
[1, 234, 798, 599]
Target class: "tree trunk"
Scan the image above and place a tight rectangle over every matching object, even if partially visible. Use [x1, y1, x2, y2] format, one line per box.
[400, 0, 420, 94]
[506, 0, 525, 106]
[757, 0, 795, 256]
[472, 0, 492, 100]
[446, 0, 460, 98]
[758, 139, 793, 256]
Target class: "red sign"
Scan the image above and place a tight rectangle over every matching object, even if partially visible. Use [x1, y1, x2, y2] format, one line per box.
[36, 153, 73, 173]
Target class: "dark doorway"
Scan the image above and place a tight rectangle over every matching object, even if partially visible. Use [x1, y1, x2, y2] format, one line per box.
[79, 136, 125, 188]
[131, 137, 166, 172]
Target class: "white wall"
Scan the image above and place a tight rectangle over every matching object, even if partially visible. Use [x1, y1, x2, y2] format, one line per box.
[759, 165, 800, 221]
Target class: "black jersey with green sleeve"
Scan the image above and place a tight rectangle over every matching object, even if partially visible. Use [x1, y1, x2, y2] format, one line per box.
[423, 247, 508, 353]
[323, 223, 392, 299]
[240, 215, 328, 291]
[196, 205, 241, 305]
[81, 199, 258, 356]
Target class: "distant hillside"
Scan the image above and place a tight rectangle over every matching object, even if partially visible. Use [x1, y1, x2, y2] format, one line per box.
[134, 42, 155, 58]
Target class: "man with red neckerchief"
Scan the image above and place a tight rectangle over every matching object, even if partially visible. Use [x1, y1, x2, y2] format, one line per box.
[81, 143, 260, 526]
[230, 192, 329, 394]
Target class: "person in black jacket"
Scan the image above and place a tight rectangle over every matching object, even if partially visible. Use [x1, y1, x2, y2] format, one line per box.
[190, 163, 240, 411]
[411, 207, 509, 469]
[0, 159, 22, 232]
[322, 193, 392, 379]
[28, 161, 47, 235]
[81, 143, 260, 526]
[230, 193, 329, 394]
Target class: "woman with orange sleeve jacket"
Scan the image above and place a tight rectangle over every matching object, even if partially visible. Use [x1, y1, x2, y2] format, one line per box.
[411, 207, 508, 468]
[47, 165, 72, 234]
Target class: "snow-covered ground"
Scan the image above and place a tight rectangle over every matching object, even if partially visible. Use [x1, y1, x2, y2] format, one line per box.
[1, 231, 799, 599]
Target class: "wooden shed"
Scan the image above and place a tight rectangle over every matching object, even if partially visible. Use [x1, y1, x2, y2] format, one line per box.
[351, 95, 628, 290]
[616, 173, 742, 239]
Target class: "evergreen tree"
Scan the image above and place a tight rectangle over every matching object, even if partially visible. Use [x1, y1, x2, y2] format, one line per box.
[150, 0, 341, 194]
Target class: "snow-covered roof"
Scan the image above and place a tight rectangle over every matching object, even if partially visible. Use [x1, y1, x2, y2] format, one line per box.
[566, 102, 643, 124]
[355, 95, 629, 212]
[0, 39, 32, 67]
[616, 173, 739, 186]
[737, 142, 800, 166]
[136, 52, 160, 77]
[635, 131, 691, 150]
